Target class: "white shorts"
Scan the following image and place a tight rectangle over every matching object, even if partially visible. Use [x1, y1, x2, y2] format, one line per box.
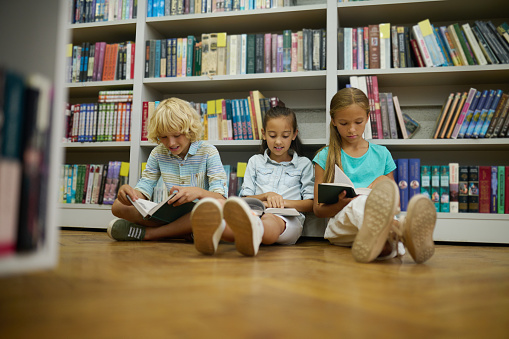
[275, 214, 304, 245]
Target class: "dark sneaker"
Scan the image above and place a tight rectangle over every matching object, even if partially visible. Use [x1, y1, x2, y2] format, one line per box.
[223, 197, 264, 257]
[352, 180, 399, 263]
[190, 198, 225, 255]
[107, 218, 146, 241]
[403, 194, 437, 264]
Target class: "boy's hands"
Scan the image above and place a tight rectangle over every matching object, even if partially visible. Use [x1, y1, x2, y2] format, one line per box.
[116, 184, 140, 206]
[168, 186, 203, 206]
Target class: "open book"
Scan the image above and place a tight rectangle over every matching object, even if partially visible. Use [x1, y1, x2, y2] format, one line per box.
[318, 165, 371, 204]
[127, 192, 196, 224]
[242, 197, 301, 217]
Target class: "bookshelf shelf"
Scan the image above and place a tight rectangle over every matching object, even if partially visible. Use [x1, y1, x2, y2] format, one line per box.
[143, 71, 327, 93]
[63, 142, 132, 151]
[60, 0, 509, 244]
[146, 5, 327, 37]
[69, 19, 137, 43]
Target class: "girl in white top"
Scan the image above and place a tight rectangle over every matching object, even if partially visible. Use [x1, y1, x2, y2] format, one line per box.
[190, 106, 314, 256]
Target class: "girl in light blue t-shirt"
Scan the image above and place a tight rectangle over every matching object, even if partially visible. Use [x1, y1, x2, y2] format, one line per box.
[313, 87, 437, 264]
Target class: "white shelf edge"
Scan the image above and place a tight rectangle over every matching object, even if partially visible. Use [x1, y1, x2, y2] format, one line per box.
[67, 18, 137, 30]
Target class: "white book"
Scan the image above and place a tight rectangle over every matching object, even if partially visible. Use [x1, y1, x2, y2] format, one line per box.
[449, 162, 459, 213]
[240, 33, 247, 75]
[379, 23, 391, 69]
[127, 192, 196, 224]
[181, 37, 187, 77]
[229, 34, 238, 75]
[357, 76, 372, 139]
[462, 23, 488, 66]
[412, 25, 434, 67]
[418, 19, 445, 67]
[343, 27, 353, 70]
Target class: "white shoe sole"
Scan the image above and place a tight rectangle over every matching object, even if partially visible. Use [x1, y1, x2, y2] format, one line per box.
[352, 180, 399, 263]
[224, 197, 262, 257]
[404, 195, 437, 264]
[191, 198, 224, 255]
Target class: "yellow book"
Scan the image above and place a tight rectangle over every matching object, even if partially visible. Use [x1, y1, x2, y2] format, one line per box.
[216, 33, 227, 75]
[215, 98, 226, 140]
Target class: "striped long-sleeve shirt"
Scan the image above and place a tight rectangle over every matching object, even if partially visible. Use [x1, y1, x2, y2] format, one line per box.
[135, 140, 228, 200]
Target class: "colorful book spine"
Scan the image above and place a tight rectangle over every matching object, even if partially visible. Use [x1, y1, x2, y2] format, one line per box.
[479, 166, 492, 213]
[498, 166, 506, 214]
[490, 166, 498, 213]
[397, 158, 409, 212]
[449, 163, 459, 213]
[458, 165, 469, 213]
[420, 165, 431, 199]
[431, 165, 440, 212]
[440, 165, 450, 212]
[408, 158, 420, 201]
[468, 165, 479, 213]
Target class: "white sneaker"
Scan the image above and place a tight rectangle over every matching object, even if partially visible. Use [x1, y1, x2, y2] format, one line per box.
[352, 180, 399, 263]
[403, 194, 437, 264]
[223, 197, 264, 256]
[190, 198, 225, 255]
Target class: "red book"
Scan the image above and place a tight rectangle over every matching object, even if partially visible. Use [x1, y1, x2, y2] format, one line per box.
[410, 39, 425, 67]
[478, 166, 491, 213]
[366, 76, 378, 139]
[141, 101, 148, 141]
[371, 75, 384, 139]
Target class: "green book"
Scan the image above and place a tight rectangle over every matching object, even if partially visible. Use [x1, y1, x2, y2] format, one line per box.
[498, 166, 505, 214]
[453, 23, 476, 65]
[246, 34, 256, 74]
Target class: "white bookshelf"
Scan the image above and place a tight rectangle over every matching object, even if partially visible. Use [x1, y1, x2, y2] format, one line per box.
[0, 0, 68, 275]
[61, 0, 509, 243]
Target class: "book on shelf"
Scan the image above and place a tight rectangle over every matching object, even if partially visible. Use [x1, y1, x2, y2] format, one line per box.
[485, 93, 509, 138]
[468, 165, 480, 213]
[498, 166, 506, 214]
[379, 23, 391, 69]
[402, 113, 420, 139]
[451, 88, 478, 139]
[457, 90, 482, 139]
[466, 90, 495, 138]
[317, 165, 371, 204]
[442, 92, 467, 139]
[431, 165, 440, 212]
[420, 165, 431, 200]
[408, 159, 421, 201]
[127, 193, 196, 224]
[418, 19, 446, 67]
[440, 165, 450, 213]
[458, 166, 469, 213]
[449, 163, 459, 213]
[398, 159, 409, 211]
[476, 89, 503, 138]
[479, 166, 492, 213]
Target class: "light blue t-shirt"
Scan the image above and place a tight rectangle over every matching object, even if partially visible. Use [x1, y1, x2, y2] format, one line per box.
[240, 150, 314, 200]
[312, 143, 396, 188]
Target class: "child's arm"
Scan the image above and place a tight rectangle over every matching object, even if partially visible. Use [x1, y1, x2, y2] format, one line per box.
[367, 172, 395, 189]
[313, 163, 354, 218]
[115, 184, 148, 206]
[283, 198, 314, 212]
[167, 185, 225, 206]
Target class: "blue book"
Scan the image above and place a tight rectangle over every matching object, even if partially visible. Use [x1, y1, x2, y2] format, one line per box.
[491, 166, 498, 213]
[471, 90, 495, 138]
[409, 158, 421, 201]
[147, 0, 153, 17]
[479, 89, 504, 138]
[154, 39, 161, 78]
[397, 159, 409, 212]
[225, 99, 233, 140]
[464, 90, 489, 138]
[457, 90, 482, 138]
[242, 99, 253, 140]
[434, 26, 453, 66]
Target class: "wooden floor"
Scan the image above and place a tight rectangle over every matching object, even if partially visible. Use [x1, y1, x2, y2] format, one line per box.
[1, 229, 509, 339]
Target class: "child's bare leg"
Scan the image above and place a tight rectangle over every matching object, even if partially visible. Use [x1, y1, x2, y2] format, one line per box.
[259, 213, 286, 245]
[144, 213, 192, 240]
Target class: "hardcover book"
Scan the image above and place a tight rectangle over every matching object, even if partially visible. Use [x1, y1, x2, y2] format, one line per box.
[478, 166, 492, 213]
[458, 166, 469, 212]
[498, 166, 505, 214]
[317, 165, 371, 204]
[440, 165, 450, 213]
[420, 165, 431, 199]
[449, 163, 459, 213]
[431, 165, 440, 212]
[468, 165, 479, 213]
[127, 192, 196, 224]
[408, 158, 421, 201]
[242, 197, 301, 217]
[398, 159, 409, 212]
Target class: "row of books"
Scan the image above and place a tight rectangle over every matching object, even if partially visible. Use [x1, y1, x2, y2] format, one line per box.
[65, 102, 132, 143]
[395, 159, 508, 214]
[70, 0, 137, 23]
[0, 68, 54, 255]
[141, 90, 283, 141]
[433, 88, 509, 139]
[59, 161, 129, 205]
[147, 0, 296, 17]
[349, 75, 420, 140]
[67, 41, 136, 83]
[145, 29, 326, 78]
[339, 19, 509, 70]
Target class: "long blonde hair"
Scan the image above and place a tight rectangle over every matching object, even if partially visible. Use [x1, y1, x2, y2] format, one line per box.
[147, 98, 203, 143]
[319, 87, 370, 183]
